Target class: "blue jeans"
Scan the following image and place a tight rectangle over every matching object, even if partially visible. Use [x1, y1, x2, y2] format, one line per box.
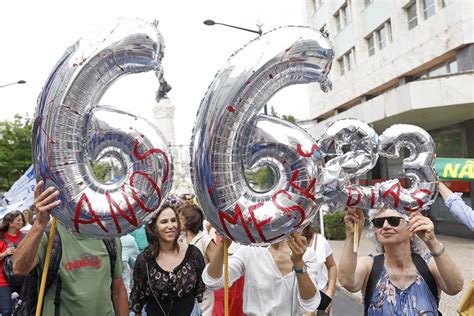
[0, 285, 12, 316]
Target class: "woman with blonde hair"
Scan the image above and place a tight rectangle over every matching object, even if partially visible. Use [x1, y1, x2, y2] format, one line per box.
[339, 207, 463, 315]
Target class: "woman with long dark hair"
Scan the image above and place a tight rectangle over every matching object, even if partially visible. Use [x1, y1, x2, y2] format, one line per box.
[0, 211, 26, 316]
[129, 203, 206, 316]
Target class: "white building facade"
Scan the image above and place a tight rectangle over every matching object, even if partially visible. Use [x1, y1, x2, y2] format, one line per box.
[304, 0, 474, 237]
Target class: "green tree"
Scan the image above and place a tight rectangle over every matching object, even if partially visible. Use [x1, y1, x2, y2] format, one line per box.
[281, 114, 297, 124]
[0, 115, 33, 191]
[269, 106, 297, 124]
[90, 161, 109, 182]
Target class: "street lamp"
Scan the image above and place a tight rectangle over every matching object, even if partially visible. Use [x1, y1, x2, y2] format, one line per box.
[203, 19, 268, 114]
[203, 19, 262, 36]
[0, 80, 26, 89]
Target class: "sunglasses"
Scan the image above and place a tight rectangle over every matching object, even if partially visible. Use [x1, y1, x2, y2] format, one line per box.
[371, 216, 405, 228]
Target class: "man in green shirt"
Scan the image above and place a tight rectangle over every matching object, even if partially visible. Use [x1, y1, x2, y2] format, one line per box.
[13, 181, 128, 315]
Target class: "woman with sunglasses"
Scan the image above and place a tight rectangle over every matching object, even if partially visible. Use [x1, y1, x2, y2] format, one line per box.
[339, 208, 463, 315]
[129, 203, 206, 316]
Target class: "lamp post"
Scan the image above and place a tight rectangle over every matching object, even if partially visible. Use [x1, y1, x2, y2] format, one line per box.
[0, 80, 26, 89]
[203, 19, 262, 36]
[203, 19, 267, 114]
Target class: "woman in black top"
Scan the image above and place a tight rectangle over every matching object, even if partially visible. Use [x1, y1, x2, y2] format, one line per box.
[129, 203, 206, 316]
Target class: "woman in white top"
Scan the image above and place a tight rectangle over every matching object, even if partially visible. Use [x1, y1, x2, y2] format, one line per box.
[179, 204, 217, 316]
[203, 231, 321, 316]
[305, 227, 337, 316]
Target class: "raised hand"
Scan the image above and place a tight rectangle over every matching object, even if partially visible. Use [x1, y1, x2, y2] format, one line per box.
[32, 181, 61, 227]
[408, 211, 435, 243]
[344, 207, 365, 237]
[287, 232, 308, 268]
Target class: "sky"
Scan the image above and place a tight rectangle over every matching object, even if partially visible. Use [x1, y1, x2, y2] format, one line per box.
[0, 0, 312, 145]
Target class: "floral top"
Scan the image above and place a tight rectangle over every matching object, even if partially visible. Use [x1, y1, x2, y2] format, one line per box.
[129, 245, 206, 315]
[367, 254, 438, 315]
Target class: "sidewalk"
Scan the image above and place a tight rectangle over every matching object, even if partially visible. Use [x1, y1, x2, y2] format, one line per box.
[327, 233, 474, 316]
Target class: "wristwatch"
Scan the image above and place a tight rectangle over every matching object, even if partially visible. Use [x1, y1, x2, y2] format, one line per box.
[293, 265, 307, 274]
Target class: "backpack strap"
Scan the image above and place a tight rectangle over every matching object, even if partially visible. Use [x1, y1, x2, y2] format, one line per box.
[364, 254, 384, 315]
[1, 232, 25, 248]
[54, 275, 62, 316]
[43, 226, 63, 290]
[102, 239, 117, 280]
[411, 253, 439, 306]
[1, 236, 16, 248]
[39, 226, 63, 316]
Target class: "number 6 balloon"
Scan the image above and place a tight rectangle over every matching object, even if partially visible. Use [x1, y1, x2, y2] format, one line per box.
[32, 19, 173, 238]
[191, 26, 333, 245]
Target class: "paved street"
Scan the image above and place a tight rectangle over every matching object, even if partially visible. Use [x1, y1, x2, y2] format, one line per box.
[331, 288, 364, 315]
[327, 233, 474, 316]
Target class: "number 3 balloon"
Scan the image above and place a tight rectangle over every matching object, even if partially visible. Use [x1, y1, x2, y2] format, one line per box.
[316, 119, 437, 213]
[32, 19, 173, 238]
[191, 26, 334, 245]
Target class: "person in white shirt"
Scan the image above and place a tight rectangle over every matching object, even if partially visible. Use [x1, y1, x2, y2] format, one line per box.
[203, 231, 321, 316]
[305, 228, 337, 316]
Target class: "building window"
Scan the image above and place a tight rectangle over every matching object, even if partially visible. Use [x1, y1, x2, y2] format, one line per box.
[338, 47, 356, 75]
[335, 12, 342, 32]
[311, 0, 325, 14]
[448, 59, 458, 73]
[414, 59, 458, 80]
[338, 58, 345, 76]
[366, 20, 392, 55]
[433, 129, 464, 158]
[316, 0, 324, 10]
[429, 63, 448, 77]
[345, 48, 356, 71]
[364, 0, 373, 7]
[334, 1, 351, 33]
[367, 34, 375, 56]
[342, 3, 352, 25]
[407, 2, 418, 30]
[377, 25, 387, 50]
[423, 0, 436, 19]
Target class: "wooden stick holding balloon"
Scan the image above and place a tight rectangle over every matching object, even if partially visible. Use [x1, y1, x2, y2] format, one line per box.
[36, 218, 57, 316]
[223, 239, 229, 316]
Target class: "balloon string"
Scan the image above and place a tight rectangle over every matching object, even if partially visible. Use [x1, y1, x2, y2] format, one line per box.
[36, 217, 57, 316]
[353, 222, 359, 253]
[224, 239, 229, 316]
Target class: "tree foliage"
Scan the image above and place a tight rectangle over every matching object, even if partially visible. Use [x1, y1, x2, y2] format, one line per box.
[245, 166, 275, 192]
[269, 106, 297, 124]
[0, 115, 33, 191]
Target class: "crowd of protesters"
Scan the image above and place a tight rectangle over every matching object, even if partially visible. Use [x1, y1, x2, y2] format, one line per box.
[0, 181, 471, 315]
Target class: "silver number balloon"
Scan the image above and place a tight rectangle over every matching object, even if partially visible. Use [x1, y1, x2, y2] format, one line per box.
[378, 124, 437, 212]
[191, 26, 333, 245]
[316, 119, 382, 210]
[32, 19, 173, 238]
[315, 120, 437, 213]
